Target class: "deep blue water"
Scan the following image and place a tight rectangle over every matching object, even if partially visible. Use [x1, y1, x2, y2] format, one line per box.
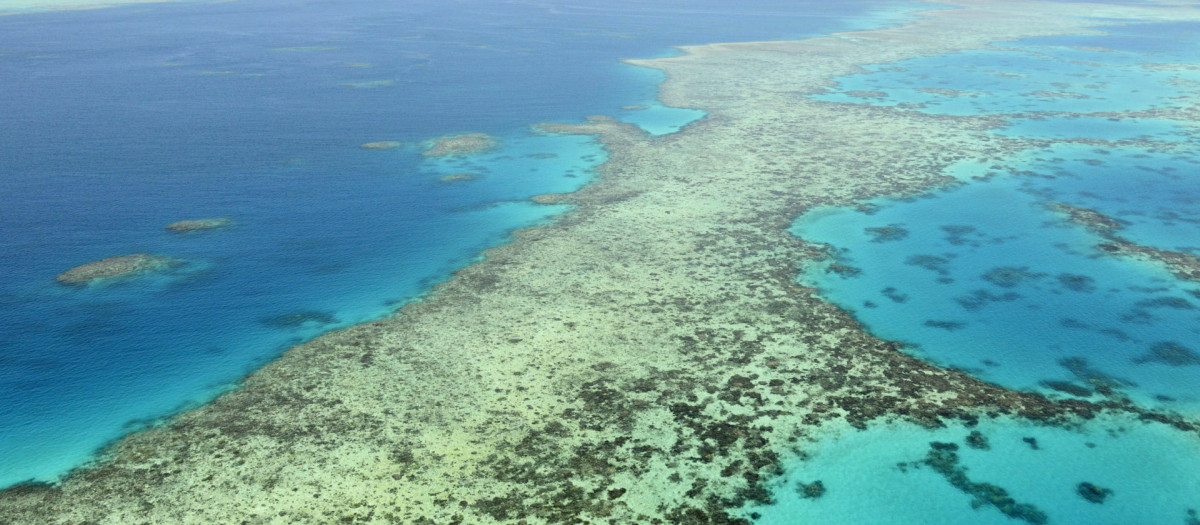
[0, 0, 920, 489]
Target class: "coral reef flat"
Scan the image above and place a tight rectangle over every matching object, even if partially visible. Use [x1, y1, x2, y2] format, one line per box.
[5, 0, 1200, 523]
[55, 254, 173, 285]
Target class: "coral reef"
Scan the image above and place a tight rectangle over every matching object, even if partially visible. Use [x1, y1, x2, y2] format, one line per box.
[165, 218, 231, 232]
[864, 224, 909, 242]
[965, 430, 990, 450]
[1076, 482, 1112, 504]
[422, 132, 497, 157]
[55, 254, 173, 285]
[531, 193, 571, 205]
[6, 1, 1200, 523]
[920, 442, 1047, 524]
[438, 173, 480, 182]
[1050, 202, 1200, 283]
[1133, 342, 1200, 367]
[360, 141, 402, 149]
[796, 480, 826, 499]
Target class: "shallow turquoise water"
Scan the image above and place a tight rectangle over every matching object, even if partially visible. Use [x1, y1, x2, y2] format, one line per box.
[744, 416, 1200, 524]
[794, 146, 1200, 409]
[813, 24, 1200, 116]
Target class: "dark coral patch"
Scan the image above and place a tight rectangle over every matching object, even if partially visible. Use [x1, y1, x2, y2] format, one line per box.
[796, 480, 826, 499]
[1039, 380, 1092, 397]
[924, 320, 967, 331]
[1056, 273, 1095, 292]
[906, 254, 952, 275]
[259, 311, 339, 328]
[918, 442, 1047, 524]
[964, 430, 990, 450]
[1135, 296, 1195, 310]
[956, 289, 1021, 311]
[882, 287, 908, 303]
[941, 225, 980, 246]
[865, 224, 910, 242]
[1133, 342, 1200, 367]
[982, 266, 1045, 288]
[1077, 482, 1112, 504]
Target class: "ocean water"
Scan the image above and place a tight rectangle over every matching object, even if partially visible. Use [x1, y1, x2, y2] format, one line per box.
[0, 0, 922, 489]
[769, 17, 1200, 523]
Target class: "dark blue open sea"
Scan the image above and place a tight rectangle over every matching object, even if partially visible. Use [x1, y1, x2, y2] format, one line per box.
[0, 0, 916, 491]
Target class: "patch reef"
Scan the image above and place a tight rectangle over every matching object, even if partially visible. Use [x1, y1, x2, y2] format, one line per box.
[6, 0, 1200, 523]
[1051, 202, 1200, 284]
[55, 254, 174, 285]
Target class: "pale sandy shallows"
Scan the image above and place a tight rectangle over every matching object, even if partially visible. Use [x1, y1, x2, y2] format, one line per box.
[4, 1, 1200, 523]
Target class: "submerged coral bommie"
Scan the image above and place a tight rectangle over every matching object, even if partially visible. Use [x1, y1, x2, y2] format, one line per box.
[165, 218, 231, 232]
[421, 132, 497, 157]
[55, 254, 174, 285]
[259, 310, 339, 328]
[438, 173, 481, 183]
[360, 141, 403, 150]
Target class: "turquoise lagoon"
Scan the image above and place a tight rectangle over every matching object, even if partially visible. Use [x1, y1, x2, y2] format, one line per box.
[760, 18, 1200, 524]
[0, 0, 921, 490]
[744, 415, 1200, 524]
[796, 146, 1200, 408]
[813, 29, 1200, 116]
